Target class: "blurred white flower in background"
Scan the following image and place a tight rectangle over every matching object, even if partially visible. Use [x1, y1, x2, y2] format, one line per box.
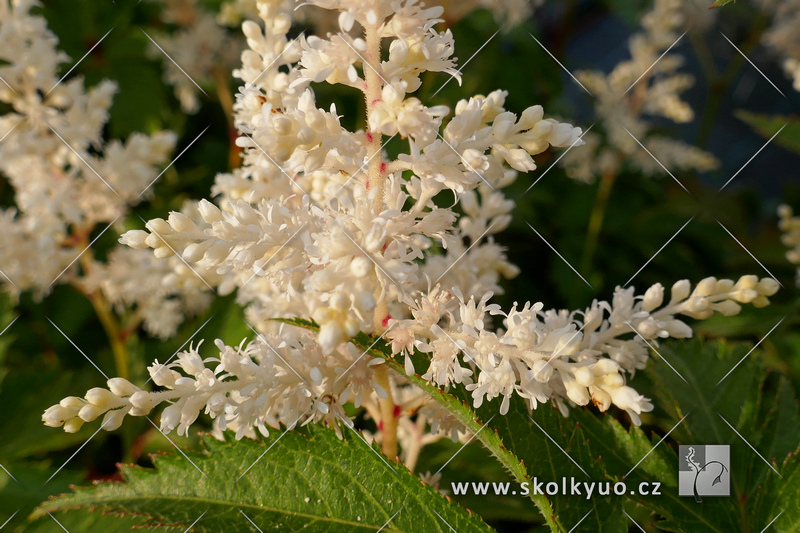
[561, 0, 719, 182]
[0, 0, 210, 344]
[147, 0, 243, 113]
[758, 0, 800, 92]
[779, 204, 800, 286]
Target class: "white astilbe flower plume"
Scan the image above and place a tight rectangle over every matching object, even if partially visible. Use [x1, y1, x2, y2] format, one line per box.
[561, 0, 719, 182]
[779, 204, 800, 285]
[45, 0, 778, 448]
[0, 0, 181, 304]
[146, 0, 243, 113]
[758, 0, 800, 92]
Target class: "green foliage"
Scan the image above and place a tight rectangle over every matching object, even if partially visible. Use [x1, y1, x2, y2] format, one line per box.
[289, 326, 800, 533]
[736, 111, 800, 155]
[23, 511, 154, 533]
[710, 0, 736, 8]
[2, 1, 800, 532]
[643, 340, 800, 532]
[32, 425, 492, 533]
[454, 338, 800, 532]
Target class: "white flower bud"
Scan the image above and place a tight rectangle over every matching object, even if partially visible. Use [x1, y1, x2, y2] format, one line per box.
[609, 386, 651, 413]
[150, 364, 180, 387]
[757, 278, 779, 296]
[197, 199, 222, 223]
[752, 295, 770, 308]
[641, 283, 664, 312]
[548, 122, 579, 146]
[573, 366, 594, 387]
[107, 378, 139, 397]
[129, 391, 156, 416]
[520, 105, 544, 126]
[554, 329, 582, 356]
[63, 418, 85, 433]
[590, 387, 611, 411]
[687, 297, 709, 313]
[43, 405, 76, 427]
[715, 279, 735, 292]
[318, 322, 345, 355]
[85, 388, 118, 409]
[670, 279, 691, 303]
[694, 277, 717, 297]
[160, 403, 182, 433]
[241, 20, 261, 41]
[530, 120, 552, 138]
[330, 293, 349, 312]
[603, 373, 624, 388]
[168, 212, 196, 233]
[339, 11, 355, 31]
[147, 218, 173, 235]
[101, 409, 127, 431]
[350, 256, 371, 277]
[636, 318, 662, 339]
[183, 241, 212, 262]
[713, 300, 741, 316]
[732, 289, 758, 304]
[491, 112, 516, 140]
[60, 396, 86, 409]
[119, 230, 149, 249]
[565, 380, 590, 406]
[78, 404, 105, 422]
[665, 319, 692, 338]
[734, 275, 759, 290]
[591, 359, 620, 376]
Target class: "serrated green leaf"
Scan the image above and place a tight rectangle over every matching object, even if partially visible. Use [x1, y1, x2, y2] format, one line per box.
[643, 339, 800, 532]
[479, 398, 627, 533]
[736, 111, 800, 154]
[753, 448, 800, 533]
[33, 425, 494, 533]
[276, 319, 562, 532]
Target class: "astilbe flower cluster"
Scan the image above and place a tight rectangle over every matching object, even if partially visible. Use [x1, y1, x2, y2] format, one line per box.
[758, 0, 800, 92]
[0, 0, 211, 338]
[561, 0, 719, 183]
[148, 0, 243, 114]
[43, 0, 778, 456]
[219, 0, 536, 29]
[779, 205, 800, 286]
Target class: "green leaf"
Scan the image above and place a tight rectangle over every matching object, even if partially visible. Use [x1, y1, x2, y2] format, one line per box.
[22, 511, 153, 533]
[752, 447, 800, 533]
[567, 405, 733, 533]
[0, 462, 84, 532]
[735, 111, 800, 154]
[274, 321, 800, 533]
[273, 318, 562, 532]
[347, 331, 562, 532]
[476, 397, 627, 533]
[710, 0, 735, 8]
[642, 339, 800, 532]
[33, 425, 494, 532]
